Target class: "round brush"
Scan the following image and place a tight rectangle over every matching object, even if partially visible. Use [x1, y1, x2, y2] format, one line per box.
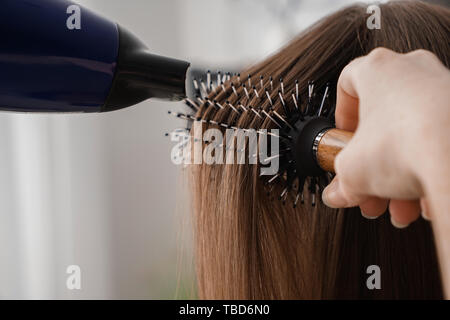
[168, 71, 355, 207]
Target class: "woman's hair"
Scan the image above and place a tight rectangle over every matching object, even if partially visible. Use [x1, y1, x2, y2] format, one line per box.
[190, 1, 450, 299]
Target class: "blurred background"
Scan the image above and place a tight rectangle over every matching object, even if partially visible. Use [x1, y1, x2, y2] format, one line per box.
[0, 0, 445, 299]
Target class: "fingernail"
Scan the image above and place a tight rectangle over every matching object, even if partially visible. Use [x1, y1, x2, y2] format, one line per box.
[361, 211, 379, 220]
[421, 210, 431, 221]
[420, 199, 430, 221]
[390, 216, 409, 229]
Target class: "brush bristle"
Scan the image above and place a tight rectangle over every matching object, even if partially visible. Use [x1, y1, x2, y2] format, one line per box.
[167, 70, 336, 207]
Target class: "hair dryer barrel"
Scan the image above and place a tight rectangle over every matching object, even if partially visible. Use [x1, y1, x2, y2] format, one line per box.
[0, 0, 189, 113]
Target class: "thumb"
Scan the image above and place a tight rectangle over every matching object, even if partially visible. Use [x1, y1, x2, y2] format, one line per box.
[322, 138, 369, 208]
[322, 175, 366, 208]
[322, 176, 347, 208]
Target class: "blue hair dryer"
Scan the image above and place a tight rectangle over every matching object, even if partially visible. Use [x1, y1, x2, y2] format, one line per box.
[0, 0, 190, 112]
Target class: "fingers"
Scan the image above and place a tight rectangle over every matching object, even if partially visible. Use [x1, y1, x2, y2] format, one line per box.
[335, 48, 401, 131]
[388, 199, 421, 228]
[322, 176, 388, 217]
[420, 198, 431, 221]
[322, 181, 422, 229]
[324, 48, 429, 230]
[359, 197, 389, 219]
[322, 176, 367, 208]
[321, 137, 372, 208]
[335, 57, 362, 131]
[322, 177, 424, 229]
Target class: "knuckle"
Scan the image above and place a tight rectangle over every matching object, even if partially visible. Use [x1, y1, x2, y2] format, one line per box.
[368, 47, 394, 61]
[408, 49, 438, 61]
[410, 48, 431, 57]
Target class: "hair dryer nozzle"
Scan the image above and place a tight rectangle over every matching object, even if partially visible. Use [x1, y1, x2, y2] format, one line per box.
[103, 26, 190, 112]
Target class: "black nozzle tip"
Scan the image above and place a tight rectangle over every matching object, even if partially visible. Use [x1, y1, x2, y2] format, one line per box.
[103, 26, 190, 112]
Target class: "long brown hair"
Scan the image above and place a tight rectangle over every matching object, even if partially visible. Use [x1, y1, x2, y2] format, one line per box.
[189, 1, 450, 299]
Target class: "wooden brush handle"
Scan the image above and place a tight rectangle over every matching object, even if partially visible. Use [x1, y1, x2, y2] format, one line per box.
[315, 128, 354, 173]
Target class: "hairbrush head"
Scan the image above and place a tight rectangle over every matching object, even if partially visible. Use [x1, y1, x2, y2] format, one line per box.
[167, 70, 338, 207]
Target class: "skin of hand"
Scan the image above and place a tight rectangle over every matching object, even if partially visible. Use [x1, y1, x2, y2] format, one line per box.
[322, 47, 450, 296]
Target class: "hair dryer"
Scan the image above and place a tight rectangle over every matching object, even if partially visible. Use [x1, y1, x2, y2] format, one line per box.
[0, 0, 190, 113]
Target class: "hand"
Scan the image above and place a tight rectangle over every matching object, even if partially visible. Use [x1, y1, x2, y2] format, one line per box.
[322, 47, 450, 228]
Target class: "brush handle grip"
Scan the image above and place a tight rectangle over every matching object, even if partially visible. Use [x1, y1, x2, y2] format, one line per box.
[316, 128, 354, 173]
